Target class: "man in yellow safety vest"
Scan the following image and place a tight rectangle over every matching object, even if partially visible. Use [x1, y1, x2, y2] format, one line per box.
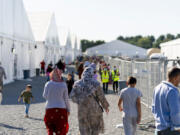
[111, 66, 120, 93]
[101, 67, 109, 94]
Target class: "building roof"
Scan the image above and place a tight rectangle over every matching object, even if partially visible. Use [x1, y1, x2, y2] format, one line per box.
[86, 40, 146, 51]
[160, 38, 180, 47]
[86, 40, 147, 57]
[28, 12, 53, 42]
[0, 0, 34, 42]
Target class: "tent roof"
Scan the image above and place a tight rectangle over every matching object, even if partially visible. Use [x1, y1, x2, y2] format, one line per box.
[65, 32, 72, 48]
[0, 0, 34, 42]
[160, 38, 180, 47]
[28, 12, 53, 42]
[86, 40, 147, 51]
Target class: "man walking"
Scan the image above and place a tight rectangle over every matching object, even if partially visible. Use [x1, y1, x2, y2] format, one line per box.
[152, 67, 180, 135]
[111, 66, 120, 93]
[101, 67, 109, 94]
[40, 60, 46, 76]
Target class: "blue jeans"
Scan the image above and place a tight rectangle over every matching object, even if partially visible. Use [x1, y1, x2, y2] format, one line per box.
[155, 128, 180, 135]
[25, 104, 30, 115]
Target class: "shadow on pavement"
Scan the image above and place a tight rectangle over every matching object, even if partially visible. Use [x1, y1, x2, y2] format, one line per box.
[28, 117, 43, 121]
[2, 76, 47, 105]
[0, 123, 24, 131]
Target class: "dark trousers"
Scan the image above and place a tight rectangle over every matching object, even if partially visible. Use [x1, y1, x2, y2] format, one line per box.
[113, 81, 118, 92]
[103, 83, 108, 93]
[41, 68, 45, 75]
[157, 128, 180, 135]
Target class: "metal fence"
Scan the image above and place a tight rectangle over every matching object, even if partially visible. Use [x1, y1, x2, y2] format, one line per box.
[105, 57, 169, 110]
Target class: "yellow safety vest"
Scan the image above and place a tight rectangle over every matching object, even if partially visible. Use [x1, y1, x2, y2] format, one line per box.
[111, 70, 119, 81]
[101, 71, 109, 83]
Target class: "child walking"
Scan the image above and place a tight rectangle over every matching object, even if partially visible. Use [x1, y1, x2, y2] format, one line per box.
[118, 76, 142, 135]
[66, 73, 74, 95]
[18, 84, 34, 118]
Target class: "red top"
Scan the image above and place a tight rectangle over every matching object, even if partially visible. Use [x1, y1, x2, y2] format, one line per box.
[40, 61, 45, 69]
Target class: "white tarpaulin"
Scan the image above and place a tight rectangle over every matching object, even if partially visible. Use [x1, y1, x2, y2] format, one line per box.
[28, 12, 61, 68]
[85, 40, 147, 58]
[160, 38, 180, 59]
[0, 0, 36, 83]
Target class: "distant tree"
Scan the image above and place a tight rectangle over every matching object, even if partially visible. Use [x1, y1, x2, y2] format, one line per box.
[117, 36, 124, 40]
[166, 33, 175, 41]
[81, 39, 105, 52]
[137, 37, 152, 49]
[176, 34, 180, 39]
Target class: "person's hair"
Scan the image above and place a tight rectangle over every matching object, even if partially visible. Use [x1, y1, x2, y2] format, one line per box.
[68, 73, 72, 77]
[127, 76, 137, 85]
[56, 60, 64, 70]
[26, 84, 32, 89]
[168, 67, 180, 80]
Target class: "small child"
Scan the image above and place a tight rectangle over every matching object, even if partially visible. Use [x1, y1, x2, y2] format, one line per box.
[118, 76, 142, 135]
[66, 74, 74, 95]
[18, 84, 34, 118]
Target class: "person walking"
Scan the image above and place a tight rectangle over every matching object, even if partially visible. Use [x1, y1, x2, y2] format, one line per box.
[78, 62, 84, 79]
[18, 84, 34, 118]
[70, 67, 109, 135]
[0, 62, 6, 104]
[40, 60, 46, 76]
[66, 73, 74, 95]
[118, 76, 142, 135]
[111, 66, 120, 93]
[152, 67, 180, 135]
[101, 67, 109, 94]
[56, 60, 66, 73]
[46, 64, 53, 81]
[43, 68, 70, 135]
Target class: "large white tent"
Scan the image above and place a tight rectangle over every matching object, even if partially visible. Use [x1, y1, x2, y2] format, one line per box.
[28, 12, 61, 68]
[64, 32, 73, 64]
[85, 40, 147, 58]
[160, 38, 180, 59]
[0, 0, 36, 83]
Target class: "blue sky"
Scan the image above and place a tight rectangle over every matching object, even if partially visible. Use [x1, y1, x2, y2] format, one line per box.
[24, 0, 180, 43]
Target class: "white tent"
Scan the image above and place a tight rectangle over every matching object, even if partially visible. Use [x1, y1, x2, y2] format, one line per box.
[28, 12, 61, 68]
[73, 36, 82, 60]
[85, 40, 147, 58]
[160, 38, 180, 59]
[64, 32, 74, 64]
[0, 0, 36, 83]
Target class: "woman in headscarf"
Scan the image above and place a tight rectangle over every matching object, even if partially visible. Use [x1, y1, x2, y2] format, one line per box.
[70, 67, 109, 135]
[43, 68, 70, 135]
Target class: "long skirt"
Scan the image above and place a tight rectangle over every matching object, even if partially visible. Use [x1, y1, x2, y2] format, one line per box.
[44, 108, 69, 135]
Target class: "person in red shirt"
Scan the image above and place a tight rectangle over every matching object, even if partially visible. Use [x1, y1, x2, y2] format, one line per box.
[40, 60, 46, 76]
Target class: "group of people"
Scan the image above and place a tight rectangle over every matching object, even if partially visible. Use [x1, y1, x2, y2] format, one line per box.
[99, 61, 120, 93]
[1, 57, 180, 135]
[41, 59, 180, 135]
[40, 59, 142, 135]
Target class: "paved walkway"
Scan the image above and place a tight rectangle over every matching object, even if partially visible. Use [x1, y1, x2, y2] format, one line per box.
[0, 67, 155, 135]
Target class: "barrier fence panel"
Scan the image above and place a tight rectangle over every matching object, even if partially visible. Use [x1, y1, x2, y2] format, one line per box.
[105, 57, 170, 121]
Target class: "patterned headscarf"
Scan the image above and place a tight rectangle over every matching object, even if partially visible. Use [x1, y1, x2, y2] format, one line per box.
[70, 67, 100, 104]
[50, 68, 63, 82]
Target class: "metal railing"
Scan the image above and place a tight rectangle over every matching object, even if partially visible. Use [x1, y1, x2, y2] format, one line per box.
[105, 57, 169, 120]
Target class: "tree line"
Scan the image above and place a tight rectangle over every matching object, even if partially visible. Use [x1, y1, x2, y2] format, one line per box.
[81, 33, 180, 52]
